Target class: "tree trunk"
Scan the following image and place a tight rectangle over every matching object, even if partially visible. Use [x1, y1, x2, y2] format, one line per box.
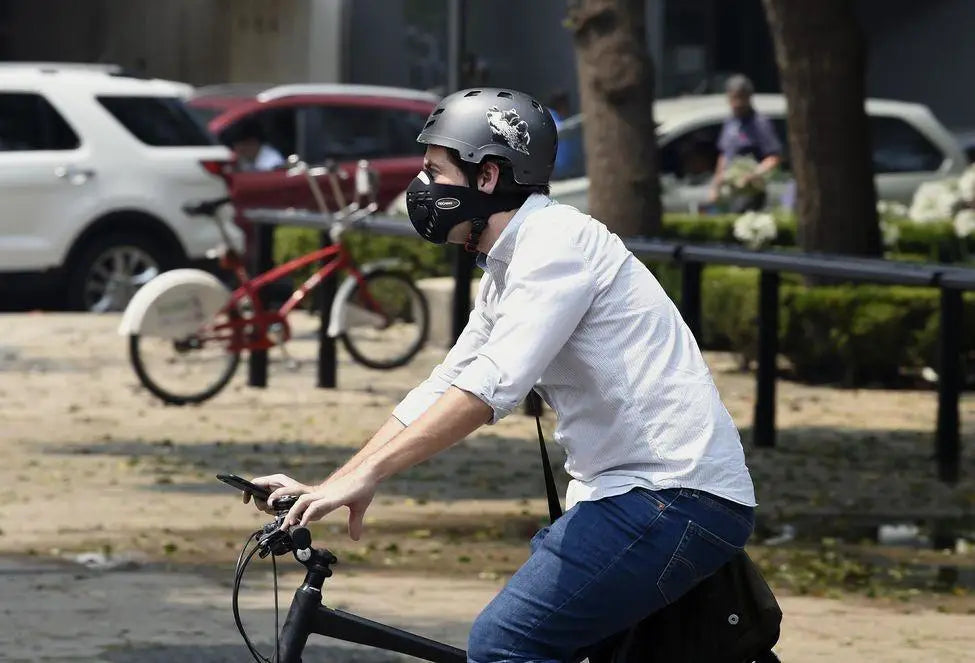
[567, 0, 660, 237]
[761, 0, 880, 257]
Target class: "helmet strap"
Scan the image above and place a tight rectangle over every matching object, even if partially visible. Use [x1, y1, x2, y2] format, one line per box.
[464, 217, 488, 253]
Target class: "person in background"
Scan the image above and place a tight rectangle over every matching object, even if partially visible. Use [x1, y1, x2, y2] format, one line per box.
[547, 90, 579, 179]
[229, 119, 285, 172]
[708, 74, 782, 212]
[547, 90, 571, 128]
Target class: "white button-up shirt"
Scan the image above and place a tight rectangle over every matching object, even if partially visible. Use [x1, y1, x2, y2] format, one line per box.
[393, 194, 756, 510]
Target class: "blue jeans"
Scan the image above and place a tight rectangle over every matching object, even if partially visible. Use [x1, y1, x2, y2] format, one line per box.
[467, 487, 755, 663]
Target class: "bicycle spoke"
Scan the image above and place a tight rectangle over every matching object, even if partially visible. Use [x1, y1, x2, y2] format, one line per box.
[131, 310, 242, 403]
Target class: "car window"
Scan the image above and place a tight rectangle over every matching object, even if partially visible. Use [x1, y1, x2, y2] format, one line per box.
[869, 116, 945, 173]
[97, 96, 217, 147]
[299, 105, 427, 163]
[659, 123, 723, 182]
[390, 110, 431, 157]
[0, 92, 80, 151]
[551, 120, 587, 181]
[187, 105, 224, 127]
[219, 107, 298, 159]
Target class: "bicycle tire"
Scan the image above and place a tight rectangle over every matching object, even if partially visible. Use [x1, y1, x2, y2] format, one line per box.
[129, 307, 242, 405]
[339, 270, 429, 370]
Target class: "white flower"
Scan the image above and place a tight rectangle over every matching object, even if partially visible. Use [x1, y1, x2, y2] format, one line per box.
[733, 211, 778, 249]
[889, 202, 909, 217]
[958, 166, 975, 203]
[877, 200, 909, 218]
[719, 156, 767, 197]
[879, 219, 900, 247]
[909, 180, 959, 223]
[953, 208, 975, 238]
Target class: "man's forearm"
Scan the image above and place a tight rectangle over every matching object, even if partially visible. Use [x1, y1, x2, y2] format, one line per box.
[756, 155, 780, 176]
[321, 416, 405, 485]
[361, 387, 491, 483]
[711, 155, 726, 187]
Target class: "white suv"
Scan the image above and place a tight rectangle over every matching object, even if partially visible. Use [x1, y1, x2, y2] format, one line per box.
[0, 64, 242, 311]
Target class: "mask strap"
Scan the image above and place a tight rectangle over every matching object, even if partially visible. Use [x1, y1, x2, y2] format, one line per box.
[464, 161, 487, 254]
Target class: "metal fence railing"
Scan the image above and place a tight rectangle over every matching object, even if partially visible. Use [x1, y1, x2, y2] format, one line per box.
[242, 208, 975, 484]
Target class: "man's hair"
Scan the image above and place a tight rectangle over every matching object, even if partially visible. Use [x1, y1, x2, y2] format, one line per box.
[725, 74, 755, 97]
[445, 148, 550, 197]
[230, 118, 265, 143]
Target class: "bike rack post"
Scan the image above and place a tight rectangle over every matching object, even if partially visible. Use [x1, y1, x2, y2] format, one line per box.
[753, 269, 779, 448]
[450, 247, 475, 344]
[248, 223, 274, 388]
[679, 260, 703, 342]
[317, 230, 338, 389]
[936, 286, 962, 483]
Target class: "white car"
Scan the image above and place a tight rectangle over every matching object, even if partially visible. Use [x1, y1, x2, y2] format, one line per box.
[550, 94, 969, 214]
[0, 64, 242, 311]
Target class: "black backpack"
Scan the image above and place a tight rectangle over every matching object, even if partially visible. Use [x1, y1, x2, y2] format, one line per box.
[530, 399, 783, 663]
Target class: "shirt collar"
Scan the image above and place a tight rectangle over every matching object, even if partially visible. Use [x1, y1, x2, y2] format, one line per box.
[479, 193, 553, 269]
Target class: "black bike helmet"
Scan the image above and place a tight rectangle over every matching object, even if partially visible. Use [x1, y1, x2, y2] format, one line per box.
[417, 88, 558, 186]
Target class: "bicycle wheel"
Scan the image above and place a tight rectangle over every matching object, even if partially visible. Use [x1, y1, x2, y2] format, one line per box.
[339, 270, 429, 370]
[129, 305, 243, 405]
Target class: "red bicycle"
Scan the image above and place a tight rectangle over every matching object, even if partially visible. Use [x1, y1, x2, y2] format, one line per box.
[118, 158, 430, 405]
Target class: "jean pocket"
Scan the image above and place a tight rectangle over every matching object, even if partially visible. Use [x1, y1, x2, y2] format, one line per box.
[656, 521, 742, 605]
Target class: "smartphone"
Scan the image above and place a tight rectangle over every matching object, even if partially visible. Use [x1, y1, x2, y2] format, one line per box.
[216, 473, 272, 502]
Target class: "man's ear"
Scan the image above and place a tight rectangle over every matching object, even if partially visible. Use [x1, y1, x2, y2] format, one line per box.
[477, 161, 500, 194]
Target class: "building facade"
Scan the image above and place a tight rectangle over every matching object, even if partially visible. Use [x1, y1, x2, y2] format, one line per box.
[0, 0, 971, 131]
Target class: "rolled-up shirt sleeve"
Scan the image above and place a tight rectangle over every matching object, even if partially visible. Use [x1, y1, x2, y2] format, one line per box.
[391, 276, 492, 426]
[452, 228, 596, 423]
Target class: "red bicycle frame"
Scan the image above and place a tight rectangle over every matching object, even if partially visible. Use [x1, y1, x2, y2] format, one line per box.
[205, 240, 385, 353]
[187, 157, 384, 355]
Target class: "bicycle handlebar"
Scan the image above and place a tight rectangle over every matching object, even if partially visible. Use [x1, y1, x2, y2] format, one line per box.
[182, 197, 232, 218]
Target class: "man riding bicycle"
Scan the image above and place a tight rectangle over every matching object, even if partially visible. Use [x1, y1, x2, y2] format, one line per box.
[247, 88, 757, 663]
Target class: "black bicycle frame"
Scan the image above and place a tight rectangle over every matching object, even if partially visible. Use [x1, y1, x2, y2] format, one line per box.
[277, 571, 466, 663]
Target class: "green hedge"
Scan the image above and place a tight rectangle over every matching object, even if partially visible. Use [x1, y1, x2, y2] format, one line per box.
[661, 213, 797, 247]
[662, 213, 975, 262]
[651, 264, 975, 385]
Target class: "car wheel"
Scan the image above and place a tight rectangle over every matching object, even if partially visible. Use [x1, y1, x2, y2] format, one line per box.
[66, 233, 171, 312]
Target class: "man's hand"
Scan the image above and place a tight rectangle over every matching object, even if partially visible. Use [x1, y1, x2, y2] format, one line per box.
[281, 467, 378, 540]
[246, 474, 313, 514]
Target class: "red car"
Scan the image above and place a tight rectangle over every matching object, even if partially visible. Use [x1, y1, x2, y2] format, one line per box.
[187, 83, 439, 213]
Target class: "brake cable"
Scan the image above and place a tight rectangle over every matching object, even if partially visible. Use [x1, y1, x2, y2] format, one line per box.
[233, 526, 286, 663]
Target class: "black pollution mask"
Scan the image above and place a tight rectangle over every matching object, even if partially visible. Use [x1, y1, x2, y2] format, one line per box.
[405, 170, 525, 246]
